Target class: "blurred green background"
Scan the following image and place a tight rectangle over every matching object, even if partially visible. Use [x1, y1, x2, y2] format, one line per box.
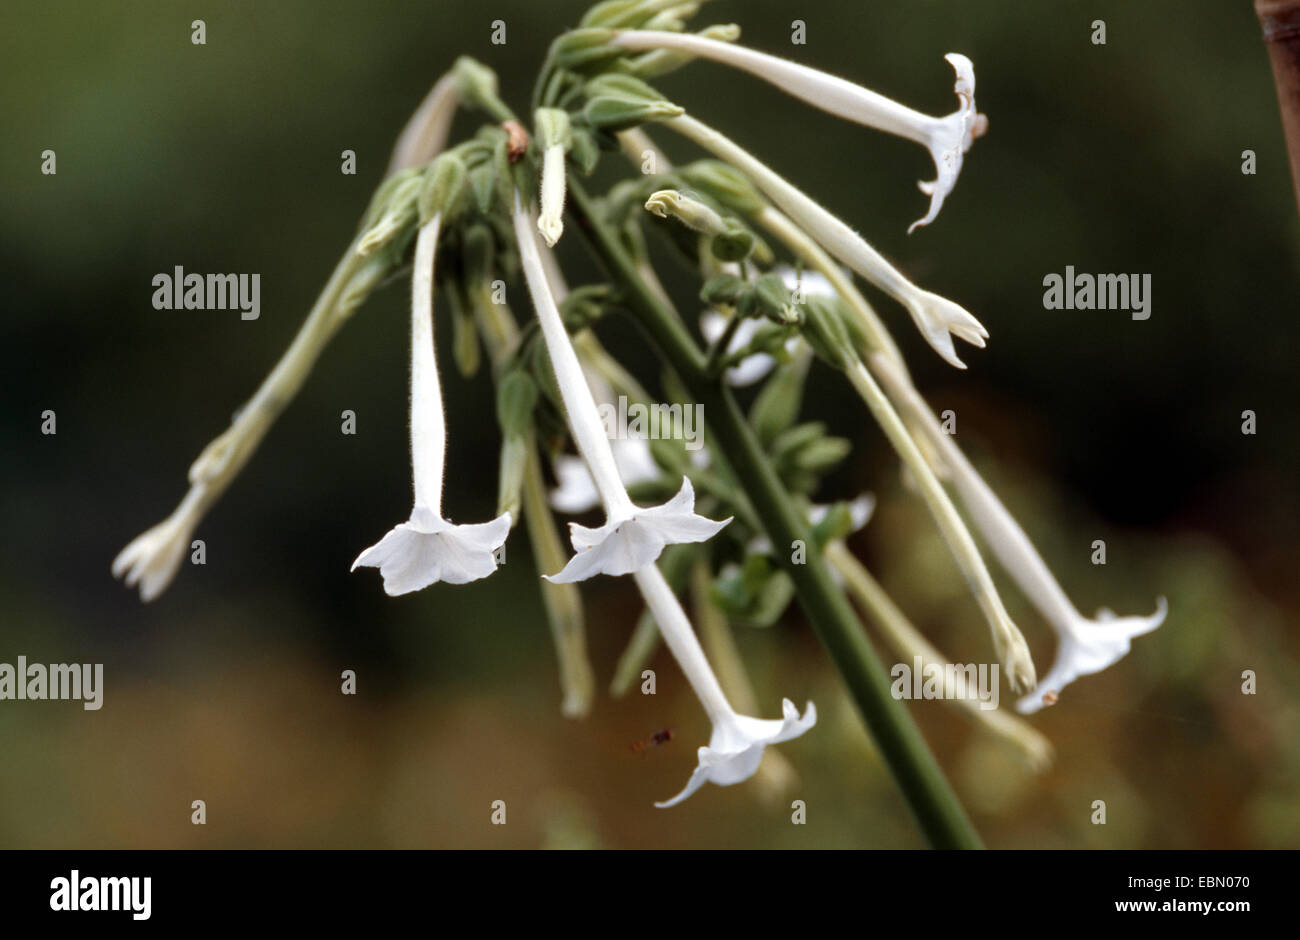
[2, 0, 1297, 848]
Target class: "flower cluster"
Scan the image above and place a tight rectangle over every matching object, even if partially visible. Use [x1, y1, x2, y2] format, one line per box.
[113, 0, 1165, 817]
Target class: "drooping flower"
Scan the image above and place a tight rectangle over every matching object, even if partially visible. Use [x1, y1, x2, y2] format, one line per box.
[512, 192, 731, 581]
[1017, 600, 1167, 714]
[925, 434, 1167, 713]
[632, 563, 816, 807]
[111, 485, 213, 603]
[610, 31, 986, 231]
[868, 353, 1166, 713]
[665, 114, 988, 369]
[352, 216, 511, 594]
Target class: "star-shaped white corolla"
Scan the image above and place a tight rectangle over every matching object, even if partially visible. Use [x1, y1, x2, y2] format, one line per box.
[352, 215, 510, 595]
[925, 422, 1165, 713]
[631, 563, 816, 808]
[512, 192, 731, 582]
[665, 115, 988, 369]
[1017, 600, 1168, 714]
[549, 477, 726, 582]
[610, 31, 986, 232]
[870, 355, 1168, 713]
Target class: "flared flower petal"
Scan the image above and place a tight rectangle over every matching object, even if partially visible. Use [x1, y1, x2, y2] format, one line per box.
[655, 698, 817, 807]
[1016, 599, 1168, 714]
[909, 54, 985, 233]
[611, 32, 986, 230]
[547, 478, 730, 582]
[111, 486, 209, 602]
[352, 509, 511, 595]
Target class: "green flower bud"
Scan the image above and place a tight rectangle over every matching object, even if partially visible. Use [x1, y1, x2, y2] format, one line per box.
[534, 107, 573, 152]
[417, 154, 469, 225]
[559, 284, 616, 331]
[445, 282, 481, 378]
[801, 295, 856, 369]
[678, 159, 767, 215]
[748, 348, 810, 446]
[709, 222, 755, 262]
[469, 162, 498, 214]
[357, 169, 423, 256]
[793, 435, 852, 473]
[585, 72, 671, 103]
[580, 2, 640, 27]
[549, 28, 623, 71]
[496, 369, 540, 439]
[583, 96, 684, 132]
[453, 57, 512, 122]
[461, 223, 495, 290]
[699, 273, 747, 307]
[752, 272, 799, 324]
[644, 189, 727, 234]
[567, 126, 601, 175]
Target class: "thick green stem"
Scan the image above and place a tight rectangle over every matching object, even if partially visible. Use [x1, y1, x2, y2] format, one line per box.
[566, 176, 982, 849]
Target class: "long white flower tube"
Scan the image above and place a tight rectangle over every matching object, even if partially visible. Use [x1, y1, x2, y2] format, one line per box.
[512, 193, 730, 581]
[665, 114, 988, 369]
[611, 31, 985, 231]
[869, 352, 1167, 714]
[352, 217, 511, 593]
[550, 365, 661, 513]
[635, 563, 817, 807]
[843, 357, 1036, 693]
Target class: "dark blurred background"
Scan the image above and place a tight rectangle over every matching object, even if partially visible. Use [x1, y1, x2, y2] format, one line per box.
[1, 0, 1297, 848]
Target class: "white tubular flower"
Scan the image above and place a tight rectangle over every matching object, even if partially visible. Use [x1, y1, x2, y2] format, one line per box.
[611, 32, 985, 232]
[666, 114, 987, 369]
[632, 563, 817, 807]
[1017, 600, 1167, 715]
[869, 354, 1166, 713]
[937, 436, 1166, 714]
[112, 485, 213, 602]
[352, 217, 511, 594]
[536, 108, 572, 247]
[538, 145, 567, 246]
[512, 192, 731, 581]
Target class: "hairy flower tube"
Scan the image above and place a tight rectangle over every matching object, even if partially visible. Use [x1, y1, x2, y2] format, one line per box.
[609, 31, 986, 232]
[635, 563, 816, 807]
[352, 215, 511, 593]
[512, 193, 731, 582]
